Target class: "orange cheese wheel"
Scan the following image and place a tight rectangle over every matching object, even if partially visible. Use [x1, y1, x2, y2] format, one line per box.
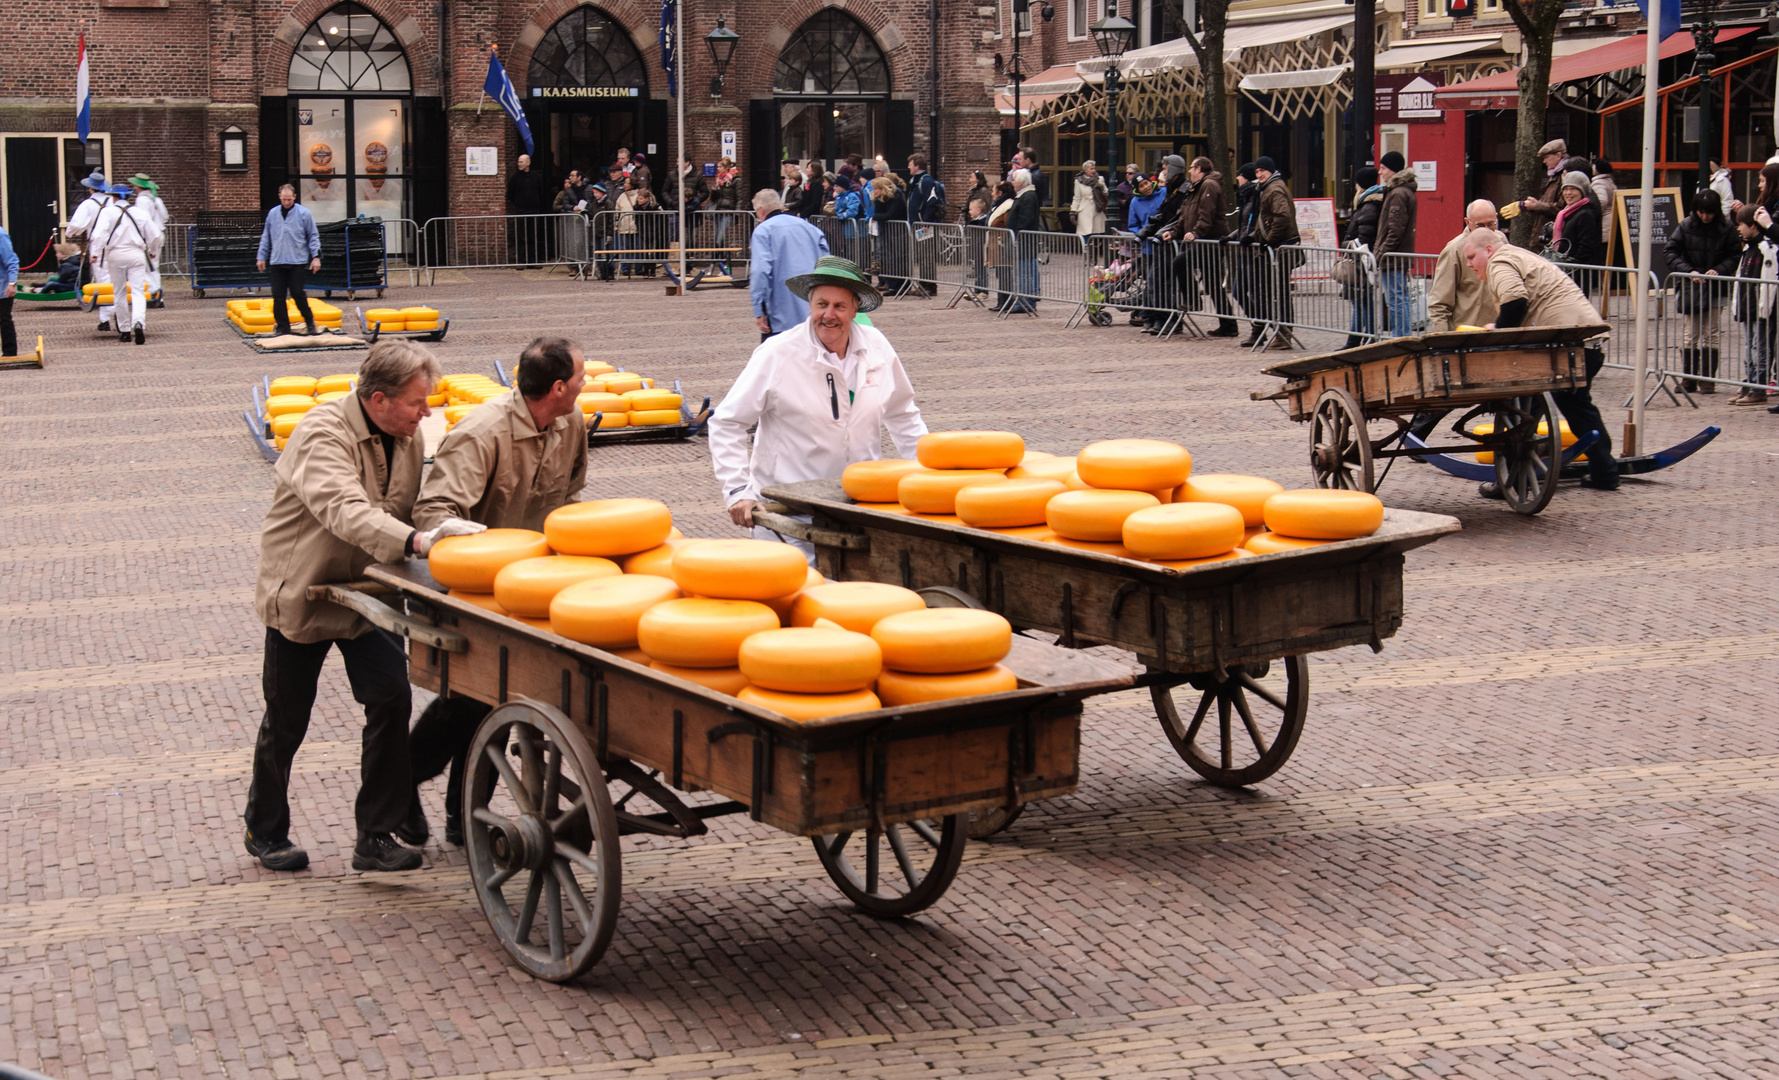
[841, 459, 927, 503]
[1020, 450, 1055, 461]
[981, 524, 1057, 542]
[649, 662, 751, 696]
[318, 374, 358, 395]
[493, 555, 623, 617]
[601, 373, 645, 394]
[761, 566, 826, 624]
[737, 685, 882, 721]
[877, 664, 1019, 706]
[1046, 489, 1161, 542]
[427, 529, 551, 592]
[1076, 439, 1193, 491]
[1176, 474, 1286, 528]
[738, 627, 883, 693]
[270, 412, 306, 439]
[1047, 535, 1141, 560]
[549, 574, 683, 648]
[578, 392, 630, 414]
[1146, 549, 1256, 570]
[870, 608, 1012, 674]
[1007, 456, 1078, 483]
[584, 360, 617, 377]
[1244, 531, 1332, 554]
[855, 501, 916, 516]
[268, 376, 318, 397]
[1262, 489, 1385, 540]
[670, 539, 810, 601]
[916, 430, 1026, 470]
[621, 538, 711, 578]
[637, 598, 781, 668]
[591, 412, 631, 429]
[897, 470, 1010, 514]
[629, 409, 682, 426]
[623, 388, 682, 411]
[791, 582, 926, 633]
[954, 478, 1066, 528]
[544, 499, 674, 557]
[447, 589, 509, 615]
[1121, 503, 1245, 561]
[265, 394, 319, 418]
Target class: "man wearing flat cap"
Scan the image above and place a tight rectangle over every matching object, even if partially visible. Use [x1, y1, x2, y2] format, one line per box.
[710, 255, 927, 555]
[1518, 139, 1569, 245]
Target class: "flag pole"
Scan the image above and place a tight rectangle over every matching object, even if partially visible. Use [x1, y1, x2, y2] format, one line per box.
[675, 0, 686, 292]
[1628, 23, 1662, 456]
[478, 45, 492, 114]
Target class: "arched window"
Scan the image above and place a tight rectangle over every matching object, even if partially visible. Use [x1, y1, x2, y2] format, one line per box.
[774, 11, 889, 96]
[529, 7, 647, 91]
[288, 2, 411, 92]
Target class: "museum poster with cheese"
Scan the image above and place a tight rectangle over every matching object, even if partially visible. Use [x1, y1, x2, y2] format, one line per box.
[297, 100, 350, 223]
[354, 99, 405, 223]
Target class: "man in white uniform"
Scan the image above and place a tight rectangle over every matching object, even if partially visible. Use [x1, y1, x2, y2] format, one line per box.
[127, 174, 169, 306]
[65, 170, 115, 331]
[91, 185, 164, 344]
[710, 255, 927, 558]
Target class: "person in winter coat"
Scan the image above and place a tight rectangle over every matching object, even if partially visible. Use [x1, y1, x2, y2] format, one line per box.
[614, 174, 657, 277]
[1165, 157, 1236, 336]
[1730, 205, 1778, 406]
[1518, 139, 1569, 247]
[1071, 162, 1109, 236]
[1252, 157, 1300, 349]
[1374, 151, 1419, 337]
[1132, 156, 1191, 330]
[965, 171, 992, 224]
[870, 175, 909, 293]
[1591, 158, 1619, 250]
[1005, 169, 1044, 315]
[1426, 200, 1502, 334]
[1665, 189, 1743, 393]
[1343, 167, 1385, 347]
[795, 161, 826, 219]
[1709, 160, 1739, 213]
[709, 157, 744, 266]
[1752, 162, 1779, 249]
[1552, 171, 1602, 296]
[748, 189, 831, 340]
[1223, 164, 1264, 340]
[832, 167, 868, 266]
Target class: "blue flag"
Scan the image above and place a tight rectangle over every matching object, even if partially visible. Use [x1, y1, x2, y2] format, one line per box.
[659, 0, 678, 98]
[483, 46, 534, 157]
[1635, 0, 1680, 40]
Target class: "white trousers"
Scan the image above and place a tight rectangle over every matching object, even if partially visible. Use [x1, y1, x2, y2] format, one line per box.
[146, 261, 162, 299]
[106, 249, 150, 330]
[94, 259, 115, 324]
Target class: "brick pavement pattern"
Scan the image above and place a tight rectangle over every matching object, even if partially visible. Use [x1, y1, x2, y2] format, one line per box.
[3, 270, 1777, 1080]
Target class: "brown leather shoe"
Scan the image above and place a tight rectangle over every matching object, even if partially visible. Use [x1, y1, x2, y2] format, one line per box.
[1729, 391, 1769, 406]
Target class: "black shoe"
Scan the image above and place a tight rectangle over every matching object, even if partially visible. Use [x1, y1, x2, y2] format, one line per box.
[1578, 476, 1620, 491]
[273, 325, 292, 337]
[118, 330, 132, 343]
[1477, 482, 1504, 500]
[304, 321, 320, 337]
[444, 815, 464, 847]
[353, 831, 423, 872]
[244, 829, 310, 871]
[97, 318, 111, 332]
[394, 793, 429, 846]
[132, 324, 145, 345]
[1241, 329, 1264, 348]
[1209, 322, 1240, 337]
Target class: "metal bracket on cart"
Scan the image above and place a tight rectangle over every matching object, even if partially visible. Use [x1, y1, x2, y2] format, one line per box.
[307, 583, 468, 652]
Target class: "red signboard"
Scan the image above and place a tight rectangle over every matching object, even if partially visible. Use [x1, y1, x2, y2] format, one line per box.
[1375, 72, 1447, 124]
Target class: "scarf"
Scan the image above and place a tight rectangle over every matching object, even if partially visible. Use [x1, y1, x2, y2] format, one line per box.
[1553, 198, 1586, 243]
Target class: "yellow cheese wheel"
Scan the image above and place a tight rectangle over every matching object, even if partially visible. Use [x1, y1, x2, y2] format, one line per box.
[427, 529, 550, 592]
[649, 662, 750, 695]
[791, 582, 926, 633]
[1176, 474, 1286, 528]
[1020, 450, 1054, 462]
[954, 478, 1066, 528]
[670, 539, 809, 601]
[736, 685, 882, 721]
[1470, 420, 1576, 463]
[1045, 488, 1161, 542]
[365, 308, 401, 326]
[763, 565, 826, 624]
[1146, 549, 1256, 570]
[1076, 439, 1193, 491]
[870, 608, 1012, 674]
[629, 409, 682, 426]
[1007, 456, 1077, 483]
[436, 374, 488, 393]
[315, 390, 349, 403]
[981, 524, 1057, 542]
[444, 404, 481, 425]
[916, 430, 1025, 470]
[545, 499, 674, 557]
[1262, 490, 1385, 540]
[447, 589, 509, 615]
[404, 320, 440, 332]
[591, 412, 630, 429]
[492, 555, 623, 618]
[320, 372, 358, 391]
[1047, 535, 1141, 559]
[584, 361, 617, 377]
[549, 574, 683, 648]
[623, 388, 682, 411]
[855, 501, 916, 516]
[738, 627, 883, 693]
[621, 538, 712, 578]
[399, 306, 439, 319]
[667, 526, 684, 539]
[270, 412, 306, 439]
[1121, 503, 1245, 561]
[841, 459, 926, 503]
[265, 394, 319, 418]
[637, 598, 781, 668]
[1064, 471, 1093, 490]
[601, 373, 645, 394]
[226, 299, 252, 314]
[1245, 531, 1331, 554]
[877, 664, 1018, 706]
[897, 469, 1010, 514]
[269, 376, 318, 397]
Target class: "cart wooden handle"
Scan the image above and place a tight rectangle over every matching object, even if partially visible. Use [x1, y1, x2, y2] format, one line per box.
[752, 504, 870, 549]
[306, 582, 469, 652]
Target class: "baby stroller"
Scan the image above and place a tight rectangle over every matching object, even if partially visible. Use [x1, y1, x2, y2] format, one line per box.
[1085, 237, 1147, 327]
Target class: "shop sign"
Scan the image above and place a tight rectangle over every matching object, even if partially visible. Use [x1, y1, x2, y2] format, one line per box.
[530, 86, 643, 98]
[1376, 73, 1445, 124]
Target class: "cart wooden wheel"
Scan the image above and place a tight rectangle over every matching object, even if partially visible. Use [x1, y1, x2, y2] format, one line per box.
[1150, 656, 1309, 786]
[464, 700, 621, 982]
[1309, 388, 1375, 492]
[812, 815, 968, 917]
[1493, 393, 1563, 516]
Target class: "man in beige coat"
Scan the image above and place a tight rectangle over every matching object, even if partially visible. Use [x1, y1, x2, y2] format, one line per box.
[244, 340, 485, 873]
[402, 337, 588, 846]
[1427, 200, 1502, 333]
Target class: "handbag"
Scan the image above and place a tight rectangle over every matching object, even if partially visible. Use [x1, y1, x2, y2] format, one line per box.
[1331, 255, 1358, 287]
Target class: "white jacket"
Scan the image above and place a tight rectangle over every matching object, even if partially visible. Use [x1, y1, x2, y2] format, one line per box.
[710, 318, 927, 507]
[1731, 238, 1778, 322]
[92, 202, 164, 264]
[134, 192, 169, 228]
[66, 192, 111, 241]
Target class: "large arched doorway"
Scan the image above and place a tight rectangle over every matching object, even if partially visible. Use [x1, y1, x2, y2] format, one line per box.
[772, 11, 892, 174]
[284, 1, 412, 224]
[524, 6, 649, 189]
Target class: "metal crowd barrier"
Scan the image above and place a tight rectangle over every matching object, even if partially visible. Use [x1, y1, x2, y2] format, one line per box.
[1656, 271, 1775, 399]
[1003, 230, 1088, 323]
[419, 213, 586, 284]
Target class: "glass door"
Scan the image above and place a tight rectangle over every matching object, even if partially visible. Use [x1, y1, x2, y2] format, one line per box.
[293, 97, 408, 224]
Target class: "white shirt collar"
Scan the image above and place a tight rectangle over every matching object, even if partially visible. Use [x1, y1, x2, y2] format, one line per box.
[806, 318, 865, 388]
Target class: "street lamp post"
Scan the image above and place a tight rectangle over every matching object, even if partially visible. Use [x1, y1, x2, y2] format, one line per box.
[1091, 3, 1137, 227]
[1690, 0, 1717, 197]
[1009, 0, 1053, 152]
[706, 14, 740, 99]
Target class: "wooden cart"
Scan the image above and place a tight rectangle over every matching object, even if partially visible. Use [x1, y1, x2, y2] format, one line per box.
[312, 564, 1131, 982]
[758, 481, 1459, 807]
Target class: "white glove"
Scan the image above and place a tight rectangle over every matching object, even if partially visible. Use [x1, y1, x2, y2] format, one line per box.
[414, 518, 486, 557]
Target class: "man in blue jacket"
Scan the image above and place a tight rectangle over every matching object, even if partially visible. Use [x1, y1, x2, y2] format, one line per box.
[0, 223, 17, 358]
[256, 184, 323, 336]
[749, 188, 830, 341]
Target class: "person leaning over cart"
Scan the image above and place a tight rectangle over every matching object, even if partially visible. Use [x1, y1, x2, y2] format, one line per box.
[402, 336, 589, 847]
[244, 340, 487, 874]
[1463, 228, 1620, 492]
[711, 255, 927, 559]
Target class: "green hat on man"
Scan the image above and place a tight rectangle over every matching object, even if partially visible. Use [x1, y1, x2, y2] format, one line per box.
[127, 173, 160, 193]
[785, 255, 884, 313]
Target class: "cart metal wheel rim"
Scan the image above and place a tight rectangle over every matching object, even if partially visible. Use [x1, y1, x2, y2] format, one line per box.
[1493, 392, 1562, 516]
[1309, 388, 1375, 493]
[811, 814, 967, 917]
[464, 699, 621, 982]
[964, 804, 1025, 839]
[1151, 656, 1309, 786]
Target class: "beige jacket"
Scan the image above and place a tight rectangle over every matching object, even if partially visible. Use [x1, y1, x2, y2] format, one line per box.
[412, 389, 588, 532]
[256, 396, 422, 643]
[1426, 230, 1500, 333]
[1485, 244, 1605, 334]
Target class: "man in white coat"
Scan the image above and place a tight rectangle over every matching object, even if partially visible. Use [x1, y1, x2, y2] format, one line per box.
[127, 174, 170, 306]
[65, 170, 116, 331]
[91, 185, 164, 344]
[710, 255, 927, 557]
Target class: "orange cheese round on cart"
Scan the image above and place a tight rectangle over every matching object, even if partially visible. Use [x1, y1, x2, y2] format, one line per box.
[791, 582, 926, 633]
[897, 470, 1010, 514]
[1121, 503, 1245, 561]
[265, 394, 318, 418]
[621, 538, 710, 578]
[1244, 531, 1331, 554]
[877, 665, 1018, 706]
[578, 392, 630, 415]
[427, 529, 551, 592]
[916, 430, 1026, 470]
[447, 589, 509, 615]
[870, 608, 1012, 674]
[268, 376, 318, 397]
[670, 539, 810, 601]
[1076, 439, 1193, 491]
[762, 565, 827, 624]
[954, 478, 1066, 528]
[637, 598, 782, 668]
[1146, 549, 1255, 570]
[737, 685, 882, 722]
[1046, 489, 1161, 542]
[1019, 450, 1054, 461]
[1176, 474, 1286, 527]
[739, 627, 883, 693]
[492, 555, 623, 617]
[548, 574, 683, 648]
[1262, 489, 1384, 540]
[1007, 456, 1077, 483]
[649, 662, 751, 696]
[842, 459, 927, 503]
[544, 498, 673, 557]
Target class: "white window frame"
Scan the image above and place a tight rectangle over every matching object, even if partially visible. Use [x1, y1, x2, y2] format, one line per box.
[1478, 0, 1502, 14]
[0, 131, 114, 228]
[1069, 0, 1090, 41]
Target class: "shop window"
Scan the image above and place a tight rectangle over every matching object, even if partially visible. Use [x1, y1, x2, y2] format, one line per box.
[774, 11, 891, 95]
[287, 2, 411, 92]
[528, 7, 647, 93]
[286, 4, 411, 225]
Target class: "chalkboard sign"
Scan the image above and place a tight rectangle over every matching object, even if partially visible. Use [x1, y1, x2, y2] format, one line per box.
[1610, 187, 1682, 284]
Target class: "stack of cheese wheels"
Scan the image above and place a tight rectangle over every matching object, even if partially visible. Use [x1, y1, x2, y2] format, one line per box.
[870, 608, 1018, 706]
[435, 373, 507, 429]
[736, 627, 884, 719]
[83, 283, 115, 303]
[577, 391, 631, 428]
[1076, 438, 1193, 502]
[399, 306, 441, 332]
[551, 574, 681, 662]
[364, 307, 405, 332]
[895, 431, 1025, 518]
[230, 298, 344, 333]
[624, 387, 683, 427]
[261, 374, 362, 449]
[1246, 489, 1386, 553]
[1470, 419, 1577, 464]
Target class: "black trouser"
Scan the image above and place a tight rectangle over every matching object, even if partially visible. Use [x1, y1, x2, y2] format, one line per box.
[266, 264, 314, 333]
[1173, 246, 1233, 322]
[244, 626, 412, 842]
[1552, 346, 1618, 485]
[0, 296, 15, 357]
[408, 695, 490, 828]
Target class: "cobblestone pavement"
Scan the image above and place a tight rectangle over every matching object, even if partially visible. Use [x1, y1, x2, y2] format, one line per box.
[3, 268, 1777, 1080]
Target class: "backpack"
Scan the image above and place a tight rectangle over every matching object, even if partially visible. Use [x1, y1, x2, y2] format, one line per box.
[924, 178, 947, 222]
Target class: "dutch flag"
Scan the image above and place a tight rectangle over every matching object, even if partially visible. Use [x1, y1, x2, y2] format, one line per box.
[76, 34, 91, 143]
